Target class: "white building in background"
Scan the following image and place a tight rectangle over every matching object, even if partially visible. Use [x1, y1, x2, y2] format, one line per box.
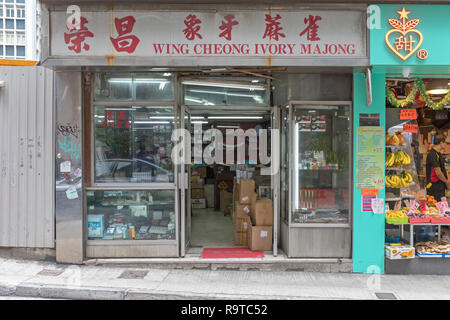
[0, 0, 39, 60]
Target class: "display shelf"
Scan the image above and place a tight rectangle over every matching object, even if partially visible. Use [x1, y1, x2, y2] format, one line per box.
[385, 197, 402, 201]
[416, 252, 450, 258]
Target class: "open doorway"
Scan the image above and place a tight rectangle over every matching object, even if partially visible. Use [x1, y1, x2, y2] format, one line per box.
[179, 76, 278, 255]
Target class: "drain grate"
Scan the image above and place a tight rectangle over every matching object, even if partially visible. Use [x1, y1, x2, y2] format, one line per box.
[37, 269, 65, 277]
[375, 292, 397, 300]
[118, 270, 149, 279]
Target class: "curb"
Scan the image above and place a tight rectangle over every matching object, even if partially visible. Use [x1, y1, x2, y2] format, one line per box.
[0, 282, 353, 300]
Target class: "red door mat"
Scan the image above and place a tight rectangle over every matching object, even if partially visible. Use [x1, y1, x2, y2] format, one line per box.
[201, 248, 264, 259]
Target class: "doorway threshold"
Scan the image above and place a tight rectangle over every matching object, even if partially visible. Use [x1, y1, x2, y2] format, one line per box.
[84, 251, 352, 272]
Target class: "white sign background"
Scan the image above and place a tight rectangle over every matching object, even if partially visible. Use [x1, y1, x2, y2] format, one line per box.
[50, 10, 367, 58]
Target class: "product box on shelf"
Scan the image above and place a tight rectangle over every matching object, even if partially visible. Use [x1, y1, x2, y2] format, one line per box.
[191, 177, 204, 189]
[250, 198, 273, 226]
[191, 188, 205, 199]
[192, 198, 206, 209]
[385, 244, 415, 260]
[248, 224, 272, 251]
[87, 214, 104, 238]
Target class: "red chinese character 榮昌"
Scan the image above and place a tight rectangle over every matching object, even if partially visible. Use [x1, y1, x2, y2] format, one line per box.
[64, 17, 94, 53]
[110, 16, 140, 53]
[219, 14, 239, 41]
[299, 15, 322, 41]
[262, 14, 285, 41]
[183, 14, 203, 40]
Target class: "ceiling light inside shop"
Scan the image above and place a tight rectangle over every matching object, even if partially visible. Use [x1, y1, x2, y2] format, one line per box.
[208, 116, 263, 119]
[107, 78, 170, 84]
[426, 79, 449, 95]
[149, 116, 174, 119]
[216, 125, 241, 129]
[134, 121, 171, 124]
[182, 80, 266, 91]
[192, 121, 209, 124]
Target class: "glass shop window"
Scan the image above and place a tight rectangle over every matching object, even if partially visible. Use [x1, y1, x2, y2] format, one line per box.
[94, 106, 174, 184]
[183, 77, 268, 106]
[93, 73, 174, 102]
[292, 105, 350, 224]
[86, 190, 176, 241]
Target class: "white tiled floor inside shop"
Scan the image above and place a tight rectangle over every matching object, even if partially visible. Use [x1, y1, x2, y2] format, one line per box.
[189, 208, 237, 251]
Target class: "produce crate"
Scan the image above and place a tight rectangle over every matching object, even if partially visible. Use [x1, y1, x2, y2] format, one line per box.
[409, 217, 431, 224]
[386, 216, 409, 224]
[385, 236, 401, 243]
[429, 217, 450, 224]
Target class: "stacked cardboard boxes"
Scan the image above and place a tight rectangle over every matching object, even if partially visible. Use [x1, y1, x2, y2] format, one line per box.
[248, 196, 273, 251]
[191, 177, 206, 209]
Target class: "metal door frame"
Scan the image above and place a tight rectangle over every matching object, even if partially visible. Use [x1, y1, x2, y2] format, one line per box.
[180, 103, 192, 257]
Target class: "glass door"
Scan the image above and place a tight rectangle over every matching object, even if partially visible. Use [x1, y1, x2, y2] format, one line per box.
[291, 102, 351, 225]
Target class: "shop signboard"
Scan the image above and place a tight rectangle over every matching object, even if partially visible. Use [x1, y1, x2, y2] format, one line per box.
[46, 9, 367, 65]
[370, 4, 450, 66]
[356, 126, 385, 190]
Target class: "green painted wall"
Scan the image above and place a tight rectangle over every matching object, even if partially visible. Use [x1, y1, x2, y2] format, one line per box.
[370, 4, 450, 66]
[352, 72, 386, 274]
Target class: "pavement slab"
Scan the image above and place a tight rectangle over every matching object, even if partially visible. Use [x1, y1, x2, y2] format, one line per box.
[0, 257, 449, 300]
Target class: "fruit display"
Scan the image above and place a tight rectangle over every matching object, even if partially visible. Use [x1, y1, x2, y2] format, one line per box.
[385, 151, 411, 167]
[416, 240, 450, 254]
[426, 195, 438, 207]
[386, 210, 407, 218]
[385, 172, 413, 188]
[386, 132, 405, 146]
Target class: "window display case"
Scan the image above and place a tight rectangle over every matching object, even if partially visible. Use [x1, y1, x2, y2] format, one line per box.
[86, 190, 175, 241]
[94, 105, 174, 184]
[292, 104, 351, 224]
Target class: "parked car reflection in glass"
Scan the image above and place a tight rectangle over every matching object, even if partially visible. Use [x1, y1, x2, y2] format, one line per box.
[96, 158, 174, 183]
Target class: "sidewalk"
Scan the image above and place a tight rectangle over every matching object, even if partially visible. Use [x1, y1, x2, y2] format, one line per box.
[0, 257, 449, 300]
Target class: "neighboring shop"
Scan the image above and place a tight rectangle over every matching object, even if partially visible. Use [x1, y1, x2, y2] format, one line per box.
[356, 4, 450, 274]
[41, 2, 368, 269]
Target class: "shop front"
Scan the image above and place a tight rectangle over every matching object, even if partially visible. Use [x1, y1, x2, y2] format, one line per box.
[41, 2, 367, 266]
[353, 4, 450, 274]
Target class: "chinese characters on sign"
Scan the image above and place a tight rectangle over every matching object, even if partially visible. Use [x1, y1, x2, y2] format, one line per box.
[64, 17, 94, 53]
[402, 123, 418, 133]
[399, 109, 418, 120]
[385, 7, 426, 61]
[110, 16, 140, 53]
[54, 10, 364, 58]
[356, 127, 385, 190]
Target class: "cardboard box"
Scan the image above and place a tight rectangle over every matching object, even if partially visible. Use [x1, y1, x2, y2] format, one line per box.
[234, 201, 251, 219]
[192, 198, 206, 209]
[248, 224, 273, 251]
[204, 184, 215, 208]
[385, 244, 415, 260]
[220, 190, 233, 214]
[234, 231, 248, 246]
[191, 177, 204, 189]
[235, 215, 251, 234]
[191, 188, 204, 199]
[237, 179, 255, 204]
[250, 198, 273, 226]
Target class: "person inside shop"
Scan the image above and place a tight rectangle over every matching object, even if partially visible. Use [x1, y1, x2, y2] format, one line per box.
[426, 134, 450, 201]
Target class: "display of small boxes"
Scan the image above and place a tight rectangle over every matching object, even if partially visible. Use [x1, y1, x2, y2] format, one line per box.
[385, 244, 415, 260]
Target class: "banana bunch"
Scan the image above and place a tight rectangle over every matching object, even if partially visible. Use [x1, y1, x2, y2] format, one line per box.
[386, 210, 406, 218]
[385, 172, 412, 188]
[385, 151, 411, 167]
